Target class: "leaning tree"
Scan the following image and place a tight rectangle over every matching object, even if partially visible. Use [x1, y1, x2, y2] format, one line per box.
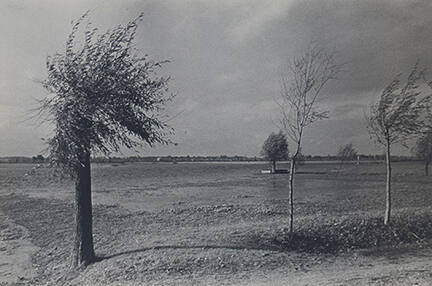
[366, 64, 426, 225]
[261, 131, 289, 173]
[39, 13, 173, 268]
[279, 45, 342, 233]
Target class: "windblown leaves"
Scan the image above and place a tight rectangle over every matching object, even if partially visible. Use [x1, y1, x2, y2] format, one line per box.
[366, 64, 428, 147]
[414, 129, 432, 163]
[337, 143, 358, 160]
[39, 13, 173, 174]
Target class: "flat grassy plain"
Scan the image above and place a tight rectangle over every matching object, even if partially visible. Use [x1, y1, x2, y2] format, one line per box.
[1, 161, 432, 285]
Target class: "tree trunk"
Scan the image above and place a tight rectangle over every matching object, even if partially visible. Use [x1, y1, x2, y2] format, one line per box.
[288, 157, 296, 233]
[425, 160, 429, 176]
[271, 160, 276, 173]
[71, 152, 95, 268]
[384, 141, 392, 225]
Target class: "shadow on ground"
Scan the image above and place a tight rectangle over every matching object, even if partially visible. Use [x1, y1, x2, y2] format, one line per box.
[98, 213, 432, 264]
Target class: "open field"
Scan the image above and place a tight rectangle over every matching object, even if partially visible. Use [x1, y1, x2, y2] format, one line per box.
[1, 161, 432, 285]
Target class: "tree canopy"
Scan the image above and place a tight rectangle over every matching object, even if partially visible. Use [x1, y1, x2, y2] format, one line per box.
[261, 131, 289, 163]
[39, 12, 173, 174]
[337, 143, 358, 160]
[414, 129, 432, 175]
[415, 130, 432, 159]
[280, 46, 342, 151]
[366, 64, 427, 147]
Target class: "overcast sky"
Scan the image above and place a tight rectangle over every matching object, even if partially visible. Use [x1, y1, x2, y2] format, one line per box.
[1, 0, 432, 157]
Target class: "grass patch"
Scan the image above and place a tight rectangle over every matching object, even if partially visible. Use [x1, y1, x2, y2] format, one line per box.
[243, 213, 432, 254]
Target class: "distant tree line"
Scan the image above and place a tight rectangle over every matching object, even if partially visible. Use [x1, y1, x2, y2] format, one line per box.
[92, 155, 263, 163]
[1, 153, 423, 165]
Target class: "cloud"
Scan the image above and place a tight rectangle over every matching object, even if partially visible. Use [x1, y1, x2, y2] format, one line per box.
[2, 0, 432, 156]
[227, 0, 295, 44]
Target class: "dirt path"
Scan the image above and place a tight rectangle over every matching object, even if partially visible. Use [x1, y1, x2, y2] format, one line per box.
[0, 210, 38, 284]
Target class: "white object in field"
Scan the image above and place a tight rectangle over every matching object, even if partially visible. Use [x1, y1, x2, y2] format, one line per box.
[261, 170, 272, 174]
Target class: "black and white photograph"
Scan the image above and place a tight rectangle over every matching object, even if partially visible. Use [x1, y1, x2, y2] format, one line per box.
[2, 0, 432, 285]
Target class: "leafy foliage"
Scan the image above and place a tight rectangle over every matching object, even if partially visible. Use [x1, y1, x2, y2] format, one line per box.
[260, 131, 289, 162]
[366, 64, 427, 147]
[39, 13, 173, 174]
[337, 143, 357, 161]
[414, 129, 432, 163]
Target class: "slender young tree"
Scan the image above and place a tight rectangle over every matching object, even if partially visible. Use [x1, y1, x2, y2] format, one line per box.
[39, 13, 173, 268]
[414, 129, 432, 176]
[279, 46, 341, 232]
[366, 64, 426, 225]
[261, 131, 289, 173]
[337, 143, 357, 162]
[337, 143, 358, 170]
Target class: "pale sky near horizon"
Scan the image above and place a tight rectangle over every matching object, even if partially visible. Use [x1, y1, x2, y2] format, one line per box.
[1, 0, 432, 157]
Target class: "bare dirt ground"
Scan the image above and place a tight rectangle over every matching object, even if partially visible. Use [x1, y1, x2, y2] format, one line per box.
[1, 162, 432, 285]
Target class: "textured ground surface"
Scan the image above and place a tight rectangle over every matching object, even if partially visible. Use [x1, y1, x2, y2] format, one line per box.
[1, 161, 432, 285]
